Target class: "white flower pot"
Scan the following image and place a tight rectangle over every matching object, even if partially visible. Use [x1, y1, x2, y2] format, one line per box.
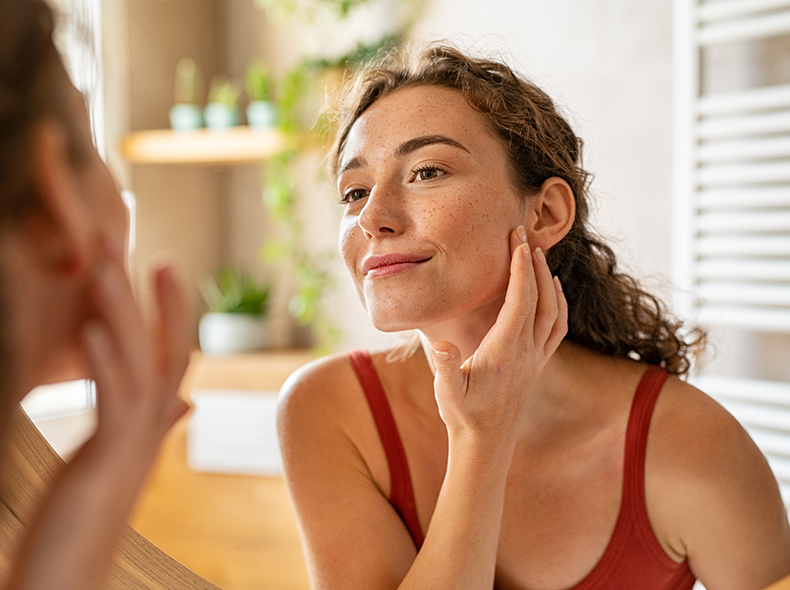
[169, 103, 203, 131]
[246, 100, 277, 128]
[203, 103, 240, 130]
[199, 313, 268, 356]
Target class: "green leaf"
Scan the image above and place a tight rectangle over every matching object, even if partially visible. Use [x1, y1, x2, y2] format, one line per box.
[205, 267, 270, 315]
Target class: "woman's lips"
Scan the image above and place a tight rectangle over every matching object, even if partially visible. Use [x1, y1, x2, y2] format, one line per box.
[362, 254, 432, 278]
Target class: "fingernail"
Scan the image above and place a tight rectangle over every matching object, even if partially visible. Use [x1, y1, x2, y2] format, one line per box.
[518, 225, 527, 244]
[521, 243, 530, 259]
[432, 347, 451, 360]
[535, 247, 547, 264]
[554, 276, 563, 292]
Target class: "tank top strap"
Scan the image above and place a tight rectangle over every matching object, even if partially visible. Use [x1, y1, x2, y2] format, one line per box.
[621, 365, 670, 518]
[347, 350, 425, 548]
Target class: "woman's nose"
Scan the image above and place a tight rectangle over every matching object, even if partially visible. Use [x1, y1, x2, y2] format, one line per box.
[357, 187, 405, 239]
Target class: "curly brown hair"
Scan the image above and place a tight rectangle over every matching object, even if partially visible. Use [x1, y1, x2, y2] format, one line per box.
[329, 43, 705, 375]
[0, 0, 83, 225]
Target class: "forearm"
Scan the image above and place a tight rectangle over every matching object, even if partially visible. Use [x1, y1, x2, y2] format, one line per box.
[399, 436, 513, 590]
[4, 430, 161, 590]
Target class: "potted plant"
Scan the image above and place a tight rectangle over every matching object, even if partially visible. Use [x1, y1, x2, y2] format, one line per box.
[169, 58, 203, 131]
[204, 75, 242, 130]
[245, 60, 277, 128]
[199, 267, 271, 355]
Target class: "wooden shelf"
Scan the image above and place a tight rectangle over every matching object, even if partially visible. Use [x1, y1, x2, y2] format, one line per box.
[121, 126, 285, 165]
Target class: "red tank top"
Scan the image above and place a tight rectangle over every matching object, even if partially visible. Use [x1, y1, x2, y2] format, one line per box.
[347, 350, 696, 590]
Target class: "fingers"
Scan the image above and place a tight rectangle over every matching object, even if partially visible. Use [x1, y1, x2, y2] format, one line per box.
[487, 228, 536, 346]
[486, 226, 568, 358]
[531, 247, 559, 348]
[431, 341, 466, 406]
[546, 276, 568, 353]
[91, 262, 150, 388]
[509, 224, 527, 257]
[82, 321, 127, 420]
[153, 263, 191, 389]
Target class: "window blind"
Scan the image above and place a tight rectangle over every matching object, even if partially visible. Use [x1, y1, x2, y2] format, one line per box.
[674, 0, 790, 332]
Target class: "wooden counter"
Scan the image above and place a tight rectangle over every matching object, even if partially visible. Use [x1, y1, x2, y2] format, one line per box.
[130, 351, 315, 590]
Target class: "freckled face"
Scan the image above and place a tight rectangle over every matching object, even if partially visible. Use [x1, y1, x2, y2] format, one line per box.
[338, 85, 526, 332]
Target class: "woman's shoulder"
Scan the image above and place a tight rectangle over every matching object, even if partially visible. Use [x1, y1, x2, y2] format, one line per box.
[278, 351, 358, 419]
[649, 373, 768, 488]
[647, 371, 790, 571]
[277, 347, 406, 429]
[651, 374, 756, 466]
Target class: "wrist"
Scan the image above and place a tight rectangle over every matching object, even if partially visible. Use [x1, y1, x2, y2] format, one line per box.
[446, 429, 516, 473]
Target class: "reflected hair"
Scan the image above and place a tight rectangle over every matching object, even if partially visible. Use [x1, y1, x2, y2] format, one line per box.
[0, 0, 84, 225]
[329, 42, 705, 375]
[0, 0, 79, 417]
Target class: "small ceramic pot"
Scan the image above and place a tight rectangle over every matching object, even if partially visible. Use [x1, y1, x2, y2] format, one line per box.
[203, 103, 240, 130]
[246, 100, 277, 128]
[169, 104, 203, 131]
[199, 312, 268, 355]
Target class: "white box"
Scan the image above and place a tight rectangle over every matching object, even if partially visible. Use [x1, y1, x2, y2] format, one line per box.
[187, 388, 281, 476]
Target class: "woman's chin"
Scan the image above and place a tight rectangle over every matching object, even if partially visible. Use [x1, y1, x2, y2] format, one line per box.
[369, 315, 418, 333]
[367, 306, 447, 334]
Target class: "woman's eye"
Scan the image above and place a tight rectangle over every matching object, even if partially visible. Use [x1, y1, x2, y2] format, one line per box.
[341, 188, 368, 204]
[413, 166, 446, 182]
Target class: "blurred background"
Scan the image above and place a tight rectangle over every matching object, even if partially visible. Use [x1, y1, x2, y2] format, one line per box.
[20, 0, 790, 588]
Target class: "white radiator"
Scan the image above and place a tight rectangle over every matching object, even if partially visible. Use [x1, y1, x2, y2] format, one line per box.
[673, 0, 790, 332]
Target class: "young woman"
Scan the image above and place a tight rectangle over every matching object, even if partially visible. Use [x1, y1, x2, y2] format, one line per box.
[0, 1, 205, 587]
[278, 44, 790, 590]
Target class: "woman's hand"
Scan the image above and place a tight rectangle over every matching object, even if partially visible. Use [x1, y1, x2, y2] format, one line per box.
[5, 242, 191, 590]
[431, 225, 568, 450]
[83, 244, 190, 452]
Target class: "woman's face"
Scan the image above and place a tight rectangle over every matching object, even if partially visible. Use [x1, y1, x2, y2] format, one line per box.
[42, 80, 129, 383]
[65, 82, 128, 260]
[338, 85, 527, 332]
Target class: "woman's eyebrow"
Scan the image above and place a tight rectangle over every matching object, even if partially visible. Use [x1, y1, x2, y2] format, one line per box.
[339, 155, 365, 176]
[338, 134, 469, 178]
[395, 134, 469, 157]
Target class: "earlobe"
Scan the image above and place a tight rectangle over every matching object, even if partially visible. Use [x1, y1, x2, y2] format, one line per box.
[28, 120, 92, 275]
[525, 177, 575, 250]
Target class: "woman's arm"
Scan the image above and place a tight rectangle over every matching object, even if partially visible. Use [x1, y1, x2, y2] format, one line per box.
[648, 381, 790, 590]
[279, 228, 567, 590]
[4, 253, 190, 590]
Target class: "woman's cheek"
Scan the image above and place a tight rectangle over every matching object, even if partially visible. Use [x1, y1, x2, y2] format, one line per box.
[338, 216, 359, 274]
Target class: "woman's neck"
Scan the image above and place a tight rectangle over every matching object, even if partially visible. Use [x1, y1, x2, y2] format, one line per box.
[418, 294, 505, 364]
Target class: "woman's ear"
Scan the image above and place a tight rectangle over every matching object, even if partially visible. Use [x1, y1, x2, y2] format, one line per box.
[26, 120, 92, 275]
[524, 177, 575, 251]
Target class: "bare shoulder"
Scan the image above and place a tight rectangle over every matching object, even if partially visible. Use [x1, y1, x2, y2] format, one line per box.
[648, 376, 771, 490]
[647, 375, 790, 589]
[278, 353, 357, 418]
[277, 351, 375, 451]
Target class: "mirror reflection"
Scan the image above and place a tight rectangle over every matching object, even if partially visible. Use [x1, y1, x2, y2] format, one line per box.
[2, 0, 790, 589]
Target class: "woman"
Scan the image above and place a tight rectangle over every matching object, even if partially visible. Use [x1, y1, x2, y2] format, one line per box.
[0, 0, 202, 587]
[278, 44, 790, 589]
